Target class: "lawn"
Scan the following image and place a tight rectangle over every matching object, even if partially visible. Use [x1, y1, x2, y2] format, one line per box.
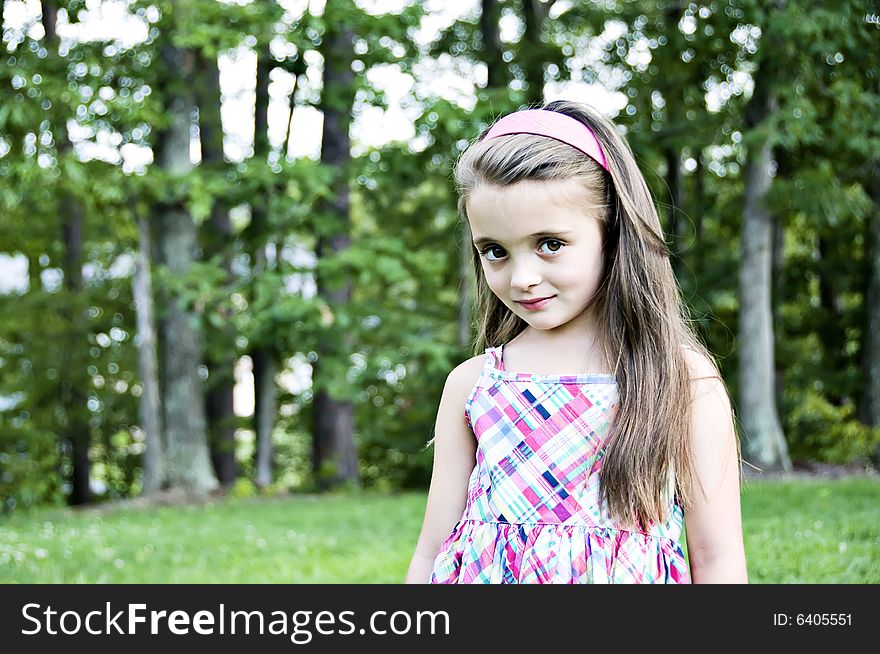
[1, 476, 877, 583]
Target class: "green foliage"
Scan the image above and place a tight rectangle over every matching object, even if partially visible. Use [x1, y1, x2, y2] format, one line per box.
[0, 424, 62, 514]
[227, 477, 257, 500]
[785, 390, 880, 464]
[1, 0, 879, 514]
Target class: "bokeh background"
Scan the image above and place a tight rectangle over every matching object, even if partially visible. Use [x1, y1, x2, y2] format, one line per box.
[1, 0, 878, 582]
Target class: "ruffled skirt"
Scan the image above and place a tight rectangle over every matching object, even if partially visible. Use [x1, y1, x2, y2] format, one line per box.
[430, 519, 690, 584]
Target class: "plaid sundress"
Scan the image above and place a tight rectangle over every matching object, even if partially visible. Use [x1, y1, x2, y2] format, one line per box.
[430, 344, 691, 584]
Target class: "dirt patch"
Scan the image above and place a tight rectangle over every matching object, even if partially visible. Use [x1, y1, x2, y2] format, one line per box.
[743, 459, 879, 481]
[69, 487, 318, 516]
[70, 487, 229, 516]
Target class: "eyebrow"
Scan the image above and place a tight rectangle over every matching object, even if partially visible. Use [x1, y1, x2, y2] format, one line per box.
[472, 230, 574, 248]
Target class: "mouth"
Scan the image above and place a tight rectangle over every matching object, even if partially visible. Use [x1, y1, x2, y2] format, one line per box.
[516, 295, 555, 310]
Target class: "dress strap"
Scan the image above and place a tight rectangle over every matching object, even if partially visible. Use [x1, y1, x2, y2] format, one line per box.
[484, 345, 503, 372]
[465, 348, 499, 432]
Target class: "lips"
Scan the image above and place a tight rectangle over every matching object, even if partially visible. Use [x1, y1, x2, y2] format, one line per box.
[516, 295, 555, 310]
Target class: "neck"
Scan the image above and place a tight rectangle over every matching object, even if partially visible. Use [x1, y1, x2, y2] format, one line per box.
[520, 307, 604, 348]
[512, 311, 612, 373]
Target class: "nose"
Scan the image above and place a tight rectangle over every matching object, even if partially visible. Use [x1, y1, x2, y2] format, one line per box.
[509, 256, 542, 292]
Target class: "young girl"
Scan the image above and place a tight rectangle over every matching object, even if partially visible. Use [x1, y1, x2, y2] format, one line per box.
[404, 100, 748, 584]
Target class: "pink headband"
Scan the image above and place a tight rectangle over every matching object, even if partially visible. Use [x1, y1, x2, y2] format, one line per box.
[482, 108, 609, 172]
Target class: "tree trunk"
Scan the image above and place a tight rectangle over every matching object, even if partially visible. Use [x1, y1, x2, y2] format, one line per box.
[207, 377, 237, 485]
[249, 48, 279, 488]
[816, 234, 846, 396]
[665, 147, 683, 279]
[151, 38, 218, 495]
[59, 202, 91, 505]
[134, 213, 164, 495]
[151, 213, 168, 458]
[771, 205, 785, 425]
[520, 0, 547, 107]
[860, 161, 880, 464]
[254, 52, 272, 157]
[692, 155, 705, 284]
[157, 205, 218, 493]
[662, 3, 684, 281]
[738, 71, 792, 471]
[194, 51, 237, 486]
[480, 0, 505, 89]
[312, 17, 359, 488]
[42, 0, 91, 505]
[253, 347, 278, 488]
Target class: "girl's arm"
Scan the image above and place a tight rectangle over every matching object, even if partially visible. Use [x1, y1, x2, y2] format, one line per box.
[682, 350, 749, 584]
[404, 356, 483, 584]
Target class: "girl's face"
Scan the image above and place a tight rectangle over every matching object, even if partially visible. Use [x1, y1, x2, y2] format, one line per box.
[466, 178, 606, 337]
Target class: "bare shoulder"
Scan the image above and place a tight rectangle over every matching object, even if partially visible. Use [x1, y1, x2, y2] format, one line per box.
[445, 353, 485, 396]
[681, 345, 735, 442]
[681, 344, 723, 385]
[681, 345, 734, 436]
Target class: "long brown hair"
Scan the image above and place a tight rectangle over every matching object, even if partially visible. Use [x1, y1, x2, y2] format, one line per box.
[454, 99, 740, 529]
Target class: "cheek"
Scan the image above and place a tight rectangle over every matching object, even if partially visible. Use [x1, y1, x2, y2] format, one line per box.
[549, 258, 601, 295]
[482, 267, 508, 298]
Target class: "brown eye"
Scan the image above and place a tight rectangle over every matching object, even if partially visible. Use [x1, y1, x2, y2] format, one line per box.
[540, 239, 564, 254]
[481, 246, 505, 261]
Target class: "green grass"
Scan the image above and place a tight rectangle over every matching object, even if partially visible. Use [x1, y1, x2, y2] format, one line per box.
[738, 476, 880, 583]
[1, 477, 877, 583]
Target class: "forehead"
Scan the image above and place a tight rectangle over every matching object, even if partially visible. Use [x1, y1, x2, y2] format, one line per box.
[466, 178, 601, 241]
